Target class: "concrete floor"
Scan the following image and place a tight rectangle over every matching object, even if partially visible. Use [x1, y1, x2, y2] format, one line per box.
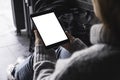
[0, 31, 31, 80]
[0, 0, 31, 80]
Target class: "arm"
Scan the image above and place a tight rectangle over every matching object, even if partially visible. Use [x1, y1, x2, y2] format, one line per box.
[33, 44, 89, 80]
[33, 30, 88, 80]
[69, 38, 88, 53]
[63, 32, 87, 53]
[33, 30, 56, 80]
[33, 44, 74, 80]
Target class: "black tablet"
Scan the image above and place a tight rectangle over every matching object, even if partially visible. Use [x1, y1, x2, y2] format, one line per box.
[31, 11, 69, 48]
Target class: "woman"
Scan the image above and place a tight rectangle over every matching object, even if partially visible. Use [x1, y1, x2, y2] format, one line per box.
[7, 0, 120, 80]
[33, 0, 120, 80]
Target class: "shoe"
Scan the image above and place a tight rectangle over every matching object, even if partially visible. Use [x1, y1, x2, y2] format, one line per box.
[7, 64, 15, 80]
[7, 56, 26, 80]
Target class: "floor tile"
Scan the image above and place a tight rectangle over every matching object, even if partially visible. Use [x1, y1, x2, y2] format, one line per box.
[0, 0, 31, 79]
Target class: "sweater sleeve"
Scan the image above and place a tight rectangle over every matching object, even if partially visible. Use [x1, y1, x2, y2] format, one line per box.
[33, 45, 57, 80]
[33, 61, 55, 80]
[33, 44, 75, 80]
[69, 38, 87, 53]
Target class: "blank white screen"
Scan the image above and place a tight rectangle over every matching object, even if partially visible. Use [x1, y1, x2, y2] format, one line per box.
[32, 12, 68, 46]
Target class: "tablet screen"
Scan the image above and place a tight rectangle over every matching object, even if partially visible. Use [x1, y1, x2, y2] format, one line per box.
[32, 12, 68, 48]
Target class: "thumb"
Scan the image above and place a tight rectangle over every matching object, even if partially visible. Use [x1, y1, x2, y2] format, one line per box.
[34, 30, 40, 39]
[65, 31, 75, 43]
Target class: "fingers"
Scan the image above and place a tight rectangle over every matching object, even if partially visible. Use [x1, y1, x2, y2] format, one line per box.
[65, 31, 75, 43]
[34, 30, 42, 45]
[34, 30, 39, 39]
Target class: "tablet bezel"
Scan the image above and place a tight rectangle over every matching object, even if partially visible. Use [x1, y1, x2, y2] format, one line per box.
[31, 10, 69, 49]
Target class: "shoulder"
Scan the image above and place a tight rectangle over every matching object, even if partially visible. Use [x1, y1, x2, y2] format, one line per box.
[53, 44, 120, 80]
[53, 44, 108, 79]
[69, 43, 120, 72]
[70, 43, 107, 61]
[68, 44, 109, 71]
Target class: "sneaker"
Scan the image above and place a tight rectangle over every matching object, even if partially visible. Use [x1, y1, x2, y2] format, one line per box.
[7, 64, 15, 80]
[7, 56, 26, 80]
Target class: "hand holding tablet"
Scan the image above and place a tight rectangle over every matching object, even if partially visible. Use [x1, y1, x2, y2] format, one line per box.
[31, 11, 69, 48]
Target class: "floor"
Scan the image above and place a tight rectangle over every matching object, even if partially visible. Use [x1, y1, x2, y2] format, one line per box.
[0, 0, 31, 80]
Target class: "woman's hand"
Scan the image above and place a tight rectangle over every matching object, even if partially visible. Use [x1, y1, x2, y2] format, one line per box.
[65, 31, 75, 43]
[34, 30, 43, 46]
[62, 31, 75, 51]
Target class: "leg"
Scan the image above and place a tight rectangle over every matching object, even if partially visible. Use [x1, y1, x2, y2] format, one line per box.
[14, 55, 34, 80]
[55, 46, 72, 59]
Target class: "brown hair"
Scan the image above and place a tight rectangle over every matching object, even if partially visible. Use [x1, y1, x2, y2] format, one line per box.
[94, 0, 120, 34]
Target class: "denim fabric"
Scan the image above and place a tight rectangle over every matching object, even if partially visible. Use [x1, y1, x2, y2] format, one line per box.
[15, 55, 34, 80]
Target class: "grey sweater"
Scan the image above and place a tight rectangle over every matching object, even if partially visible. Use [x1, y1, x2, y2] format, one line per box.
[33, 24, 120, 80]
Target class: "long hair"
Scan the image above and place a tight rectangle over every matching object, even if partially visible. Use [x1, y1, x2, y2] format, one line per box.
[94, 0, 120, 34]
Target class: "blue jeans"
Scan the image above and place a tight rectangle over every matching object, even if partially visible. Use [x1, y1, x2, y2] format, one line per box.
[14, 46, 71, 80]
[55, 46, 71, 59]
[14, 55, 34, 80]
